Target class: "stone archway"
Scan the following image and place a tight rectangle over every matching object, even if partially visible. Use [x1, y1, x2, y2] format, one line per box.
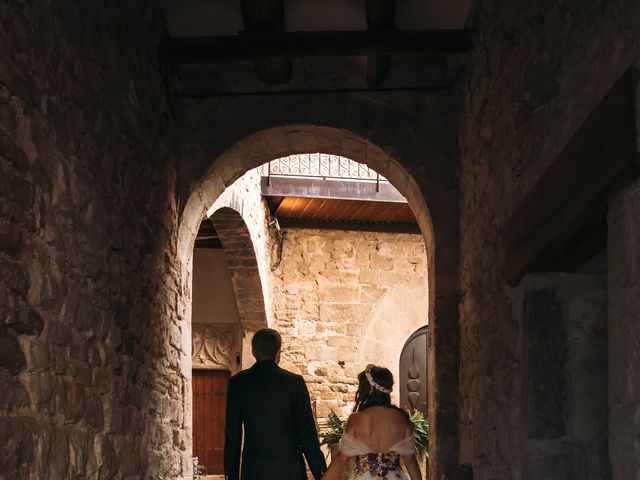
[176, 124, 459, 480]
[209, 207, 268, 332]
[177, 126, 436, 316]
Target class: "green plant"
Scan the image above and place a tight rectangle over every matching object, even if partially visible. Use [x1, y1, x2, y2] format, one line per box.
[409, 410, 429, 460]
[320, 410, 347, 446]
[192, 456, 206, 480]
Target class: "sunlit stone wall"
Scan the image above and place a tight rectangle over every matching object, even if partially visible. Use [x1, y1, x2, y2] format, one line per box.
[273, 228, 428, 420]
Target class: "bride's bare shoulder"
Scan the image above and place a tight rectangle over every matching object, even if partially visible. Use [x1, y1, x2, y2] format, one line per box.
[345, 411, 365, 425]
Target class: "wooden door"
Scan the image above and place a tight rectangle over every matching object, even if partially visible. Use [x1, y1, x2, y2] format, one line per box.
[193, 369, 230, 475]
[399, 326, 428, 412]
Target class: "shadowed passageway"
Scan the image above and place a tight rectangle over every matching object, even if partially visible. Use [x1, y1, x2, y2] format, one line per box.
[1, 1, 640, 479]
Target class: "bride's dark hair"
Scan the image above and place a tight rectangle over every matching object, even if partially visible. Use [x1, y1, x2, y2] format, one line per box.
[353, 365, 410, 422]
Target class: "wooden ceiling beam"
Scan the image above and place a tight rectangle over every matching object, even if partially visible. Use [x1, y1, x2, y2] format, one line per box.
[261, 176, 407, 203]
[241, 0, 292, 85]
[158, 29, 475, 64]
[366, 0, 396, 87]
[277, 217, 420, 234]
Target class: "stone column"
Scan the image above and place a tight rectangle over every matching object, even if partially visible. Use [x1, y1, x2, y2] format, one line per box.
[608, 179, 640, 479]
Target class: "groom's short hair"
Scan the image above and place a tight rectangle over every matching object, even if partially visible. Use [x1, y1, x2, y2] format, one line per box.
[251, 328, 282, 360]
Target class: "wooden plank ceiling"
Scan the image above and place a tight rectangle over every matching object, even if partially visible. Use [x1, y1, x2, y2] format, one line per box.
[263, 174, 418, 232]
[273, 196, 415, 224]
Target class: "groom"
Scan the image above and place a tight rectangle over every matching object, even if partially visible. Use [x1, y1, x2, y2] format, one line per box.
[223, 328, 327, 480]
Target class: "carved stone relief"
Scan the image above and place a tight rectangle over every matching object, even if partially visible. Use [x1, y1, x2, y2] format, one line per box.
[192, 323, 242, 373]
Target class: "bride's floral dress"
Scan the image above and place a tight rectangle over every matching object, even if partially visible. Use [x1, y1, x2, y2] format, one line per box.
[338, 433, 415, 479]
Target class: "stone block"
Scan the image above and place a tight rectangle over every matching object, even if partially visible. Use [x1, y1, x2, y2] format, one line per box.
[0, 219, 22, 256]
[15, 307, 44, 336]
[26, 372, 54, 411]
[0, 328, 26, 375]
[95, 436, 117, 478]
[315, 399, 343, 418]
[84, 388, 104, 431]
[58, 381, 86, 423]
[0, 259, 29, 296]
[67, 429, 91, 476]
[407, 256, 424, 265]
[320, 286, 361, 303]
[378, 270, 411, 287]
[304, 344, 323, 361]
[370, 255, 395, 271]
[304, 236, 326, 255]
[2, 294, 44, 336]
[47, 321, 72, 346]
[360, 286, 386, 304]
[168, 321, 182, 350]
[0, 130, 30, 173]
[74, 302, 98, 333]
[295, 318, 316, 336]
[358, 268, 380, 285]
[327, 336, 352, 348]
[103, 398, 125, 434]
[345, 323, 363, 337]
[26, 338, 49, 372]
[0, 171, 33, 210]
[319, 303, 364, 325]
[0, 368, 29, 409]
[336, 348, 355, 362]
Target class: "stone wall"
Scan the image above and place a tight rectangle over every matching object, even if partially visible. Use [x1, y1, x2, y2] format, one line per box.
[608, 178, 640, 479]
[271, 228, 428, 420]
[0, 3, 191, 479]
[460, 1, 640, 477]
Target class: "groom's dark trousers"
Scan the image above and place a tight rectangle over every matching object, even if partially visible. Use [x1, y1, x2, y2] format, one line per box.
[223, 360, 327, 480]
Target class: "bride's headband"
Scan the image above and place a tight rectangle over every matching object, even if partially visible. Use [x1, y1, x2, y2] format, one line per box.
[365, 364, 392, 394]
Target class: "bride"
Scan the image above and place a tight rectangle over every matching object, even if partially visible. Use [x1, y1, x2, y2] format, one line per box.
[321, 365, 422, 480]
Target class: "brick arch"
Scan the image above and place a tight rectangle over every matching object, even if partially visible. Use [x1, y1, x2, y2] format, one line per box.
[208, 206, 268, 331]
[176, 124, 459, 480]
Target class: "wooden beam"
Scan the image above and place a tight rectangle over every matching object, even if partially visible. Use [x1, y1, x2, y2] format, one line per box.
[366, 0, 396, 87]
[276, 217, 420, 234]
[504, 67, 640, 285]
[260, 176, 407, 203]
[241, 0, 292, 85]
[158, 29, 475, 64]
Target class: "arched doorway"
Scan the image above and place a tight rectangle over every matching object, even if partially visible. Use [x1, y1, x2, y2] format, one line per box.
[176, 125, 458, 479]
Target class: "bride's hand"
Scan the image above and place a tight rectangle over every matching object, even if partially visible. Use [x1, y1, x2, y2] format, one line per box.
[321, 451, 348, 480]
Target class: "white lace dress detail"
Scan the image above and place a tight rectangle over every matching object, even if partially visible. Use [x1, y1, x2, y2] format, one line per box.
[339, 433, 415, 479]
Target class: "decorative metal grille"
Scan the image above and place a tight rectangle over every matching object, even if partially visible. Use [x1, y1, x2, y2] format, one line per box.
[260, 153, 388, 182]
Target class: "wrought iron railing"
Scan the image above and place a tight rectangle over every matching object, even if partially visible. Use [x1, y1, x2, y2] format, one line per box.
[260, 153, 388, 183]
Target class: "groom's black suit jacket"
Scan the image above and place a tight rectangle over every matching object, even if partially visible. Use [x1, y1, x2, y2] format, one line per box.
[223, 360, 327, 480]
